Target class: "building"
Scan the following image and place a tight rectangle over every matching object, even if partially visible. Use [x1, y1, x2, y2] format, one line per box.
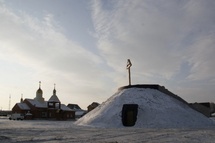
[189, 102, 215, 117]
[87, 102, 100, 112]
[12, 82, 75, 120]
[67, 104, 87, 118]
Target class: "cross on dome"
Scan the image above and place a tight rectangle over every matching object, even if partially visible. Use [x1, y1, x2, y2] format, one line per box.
[53, 83, 56, 95]
[36, 81, 43, 94]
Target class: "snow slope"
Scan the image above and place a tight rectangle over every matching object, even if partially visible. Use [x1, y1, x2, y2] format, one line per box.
[76, 88, 215, 128]
[0, 119, 215, 143]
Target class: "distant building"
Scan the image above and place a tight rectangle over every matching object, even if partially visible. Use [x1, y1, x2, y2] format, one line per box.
[12, 82, 75, 120]
[87, 102, 100, 112]
[67, 104, 87, 118]
[0, 110, 12, 116]
[189, 102, 215, 117]
[67, 104, 82, 110]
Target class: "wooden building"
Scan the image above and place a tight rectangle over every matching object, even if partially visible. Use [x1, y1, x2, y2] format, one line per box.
[12, 82, 75, 120]
[87, 102, 100, 112]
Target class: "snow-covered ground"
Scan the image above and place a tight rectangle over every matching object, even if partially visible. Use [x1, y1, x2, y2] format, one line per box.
[0, 118, 215, 143]
[1, 87, 215, 142]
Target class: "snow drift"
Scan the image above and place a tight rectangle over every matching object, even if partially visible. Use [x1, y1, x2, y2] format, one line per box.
[75, 87, 215, 128]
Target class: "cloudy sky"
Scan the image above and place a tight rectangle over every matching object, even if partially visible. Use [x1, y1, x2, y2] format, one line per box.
[0, 0, 215, 110]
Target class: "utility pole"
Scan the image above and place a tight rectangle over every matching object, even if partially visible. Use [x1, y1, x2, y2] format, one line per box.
[9, 94, 11, 110]
[126, 59, 132, 86]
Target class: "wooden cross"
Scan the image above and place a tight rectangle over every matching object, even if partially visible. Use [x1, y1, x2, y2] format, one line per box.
[39, 81, 41, 88]
[126, 59, 132, 86]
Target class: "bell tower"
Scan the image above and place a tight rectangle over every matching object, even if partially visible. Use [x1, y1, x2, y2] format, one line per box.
[48, 84, 61, 109]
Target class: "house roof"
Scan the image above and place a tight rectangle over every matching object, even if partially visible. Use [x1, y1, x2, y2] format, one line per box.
[48, 95, 60, 103]
[17, 103, 30, 110]
[25, 98, 47, 108]
[24, 98, 71, 111]
[61, 104, 72, 111]
[53, 104, 72, 111]
[67, 104, 81, 110]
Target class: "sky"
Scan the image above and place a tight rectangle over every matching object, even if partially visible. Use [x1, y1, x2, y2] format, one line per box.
[0, 0, 215, 110]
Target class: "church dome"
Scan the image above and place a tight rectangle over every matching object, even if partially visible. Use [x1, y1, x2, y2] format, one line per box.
[36, 87, 43, 94]
[36, 81, 43, 95]
[53, 88, 56, 95]
[35, 81, 44, 103]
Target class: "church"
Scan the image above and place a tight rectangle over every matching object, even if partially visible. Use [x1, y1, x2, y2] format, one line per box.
[12, 82, 75, 120]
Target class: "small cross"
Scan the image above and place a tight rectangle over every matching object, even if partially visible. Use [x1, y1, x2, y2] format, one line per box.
[126, 59, 132, 86]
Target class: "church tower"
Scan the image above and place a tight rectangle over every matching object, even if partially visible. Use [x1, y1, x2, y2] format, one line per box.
[48, 84, 61, 109]
[34, 81, 45, 103]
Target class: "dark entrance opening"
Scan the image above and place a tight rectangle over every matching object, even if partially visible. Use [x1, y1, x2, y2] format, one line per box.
[121, 104, 138, 126]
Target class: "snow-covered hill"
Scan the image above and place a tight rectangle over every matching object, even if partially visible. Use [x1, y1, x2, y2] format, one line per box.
[76, 87, 214, 128]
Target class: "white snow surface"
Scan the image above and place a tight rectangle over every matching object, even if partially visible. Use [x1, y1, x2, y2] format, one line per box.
[1, 88, 214, 143]
[76, 88, 215, 128]
[0, 118, 215, 143]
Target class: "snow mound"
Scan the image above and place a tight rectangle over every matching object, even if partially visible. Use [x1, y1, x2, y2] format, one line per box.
[75, 88, 215, 128]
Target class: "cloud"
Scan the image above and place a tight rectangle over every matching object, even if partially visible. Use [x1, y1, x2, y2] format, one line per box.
[1, 0, 215, 109]
[0, 2, 102, 76]
[90, 0, 215, 102]
[91, 0, 215, 82]
[186, 34, 215, 81]
[0, 2, 113, 108]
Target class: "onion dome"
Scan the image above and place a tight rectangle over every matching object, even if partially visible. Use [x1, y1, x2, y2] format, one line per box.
[36, 81, 43, 94]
